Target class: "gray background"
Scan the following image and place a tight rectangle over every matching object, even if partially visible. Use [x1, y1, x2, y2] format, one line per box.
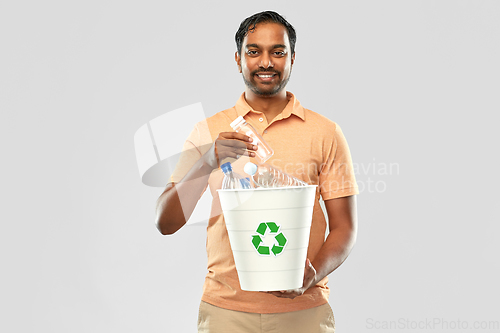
[1, 0, 499, 332]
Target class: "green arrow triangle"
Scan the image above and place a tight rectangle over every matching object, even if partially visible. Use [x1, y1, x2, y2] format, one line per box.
[252, 235, 262, 249]
[266, 222, 279, 233]
[272, 244, 283, 256]
[256, 222, 268, 235]
[275, 232, 287, 247]
[258, 246, 270, 255]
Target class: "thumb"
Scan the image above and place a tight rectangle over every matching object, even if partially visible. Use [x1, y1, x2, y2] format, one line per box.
[305, 258, 316, 275]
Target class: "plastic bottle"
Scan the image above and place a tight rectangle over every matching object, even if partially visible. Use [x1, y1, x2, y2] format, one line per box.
[244, 162, 307, 188]
[240, 178, 252, 189]
[221, 162, 252, 189]
[230, 116, 274, 163]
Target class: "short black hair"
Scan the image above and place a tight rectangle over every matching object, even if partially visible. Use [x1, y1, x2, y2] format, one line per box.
[235, 11, 296, 56]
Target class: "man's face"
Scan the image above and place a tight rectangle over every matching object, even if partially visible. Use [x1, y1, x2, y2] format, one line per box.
[235, 22, 295, 97]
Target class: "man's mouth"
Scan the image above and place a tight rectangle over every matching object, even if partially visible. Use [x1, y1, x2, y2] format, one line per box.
[255, 73, 278, 81]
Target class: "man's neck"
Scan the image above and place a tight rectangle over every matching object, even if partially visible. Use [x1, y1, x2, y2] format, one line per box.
[244, 89, 289, 123]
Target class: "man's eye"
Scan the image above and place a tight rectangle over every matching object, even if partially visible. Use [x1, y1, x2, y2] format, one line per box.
[247, 50, 258, 55]
[274, 51, 285, 56]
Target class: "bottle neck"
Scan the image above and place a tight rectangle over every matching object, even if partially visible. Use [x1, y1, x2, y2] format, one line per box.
[233, 120, 246, 131]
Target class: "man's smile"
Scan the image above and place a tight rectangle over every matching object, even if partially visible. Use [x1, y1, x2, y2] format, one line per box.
[254, 72, 278, 82]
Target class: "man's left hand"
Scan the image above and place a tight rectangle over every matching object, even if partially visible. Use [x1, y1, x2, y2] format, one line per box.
[267, 258, 316, 299]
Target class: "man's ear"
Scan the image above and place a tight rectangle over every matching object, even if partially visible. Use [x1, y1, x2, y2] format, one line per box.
[235, 51, 242, 73]
[291, 52, 295, 67]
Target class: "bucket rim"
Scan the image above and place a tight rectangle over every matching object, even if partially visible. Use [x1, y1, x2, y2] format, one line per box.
[217, 184, 317, 192]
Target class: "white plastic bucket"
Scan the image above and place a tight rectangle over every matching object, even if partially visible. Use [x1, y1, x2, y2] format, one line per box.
[217, 185, 317, 291]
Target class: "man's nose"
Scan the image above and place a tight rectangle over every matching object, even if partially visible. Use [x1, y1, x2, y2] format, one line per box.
[259, 53, 273, 68]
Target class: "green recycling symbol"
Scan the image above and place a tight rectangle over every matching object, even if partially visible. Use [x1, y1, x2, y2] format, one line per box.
[251, 222, 287, 256]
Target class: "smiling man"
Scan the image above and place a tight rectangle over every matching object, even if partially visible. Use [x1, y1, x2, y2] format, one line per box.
[155, 11, 358, 333]
[238, 25, 293, 98]
[235, 15, 295, 123]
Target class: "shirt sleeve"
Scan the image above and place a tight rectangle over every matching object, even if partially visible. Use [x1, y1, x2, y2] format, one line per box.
[318, 123, 359, 200]
[169, 121, 204, 180]
[169, 120, 214, 197]
[169, 135, 202, 184]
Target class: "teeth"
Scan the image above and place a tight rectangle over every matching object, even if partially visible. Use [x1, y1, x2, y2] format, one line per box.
[258, 74, 274, 78]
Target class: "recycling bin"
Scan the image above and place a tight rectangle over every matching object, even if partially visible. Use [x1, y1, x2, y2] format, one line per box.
[217, 185, 317, 291]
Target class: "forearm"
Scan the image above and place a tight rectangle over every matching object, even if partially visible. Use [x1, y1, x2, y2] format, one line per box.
[311, 195, 358, 285]
[155, 157, 214, 235]
[310, 223, 357, 285]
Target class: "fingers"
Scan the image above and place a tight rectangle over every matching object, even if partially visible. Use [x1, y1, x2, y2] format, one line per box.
[267, 290, 302, 299]
[301, 259, 316, 292]
[214, 132, 258, 163]
[218, 133, 257, 151]
[222, 150, 251, 160]
[219, 131, 254, 143]
[306, 258, 315, 274]
[217, 139, 257, 154]
[217, 145, 254, 161]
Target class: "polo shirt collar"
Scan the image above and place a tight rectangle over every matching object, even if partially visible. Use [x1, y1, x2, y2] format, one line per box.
[234, 91, 305, 121]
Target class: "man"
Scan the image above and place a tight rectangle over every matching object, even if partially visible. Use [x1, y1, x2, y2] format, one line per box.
[156, 11, 358, 333]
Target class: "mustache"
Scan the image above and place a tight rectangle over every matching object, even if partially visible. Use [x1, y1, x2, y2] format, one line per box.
[251, 69, 280, 76]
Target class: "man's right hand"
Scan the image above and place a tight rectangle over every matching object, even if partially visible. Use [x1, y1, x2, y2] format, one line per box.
[204, 132, 258, 169]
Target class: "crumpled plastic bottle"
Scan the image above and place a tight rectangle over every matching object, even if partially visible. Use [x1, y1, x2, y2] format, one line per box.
[244, 162, 307, 188]
[221, 162, 252, 189]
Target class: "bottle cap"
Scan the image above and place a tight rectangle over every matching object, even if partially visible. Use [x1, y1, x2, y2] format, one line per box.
[244, 162, 258, 176]
[221, 162, 232, 173]
[230, 116, 246, 130]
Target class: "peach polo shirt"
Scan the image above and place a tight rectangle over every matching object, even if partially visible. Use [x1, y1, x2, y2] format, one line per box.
[170, 92, 358, 314]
